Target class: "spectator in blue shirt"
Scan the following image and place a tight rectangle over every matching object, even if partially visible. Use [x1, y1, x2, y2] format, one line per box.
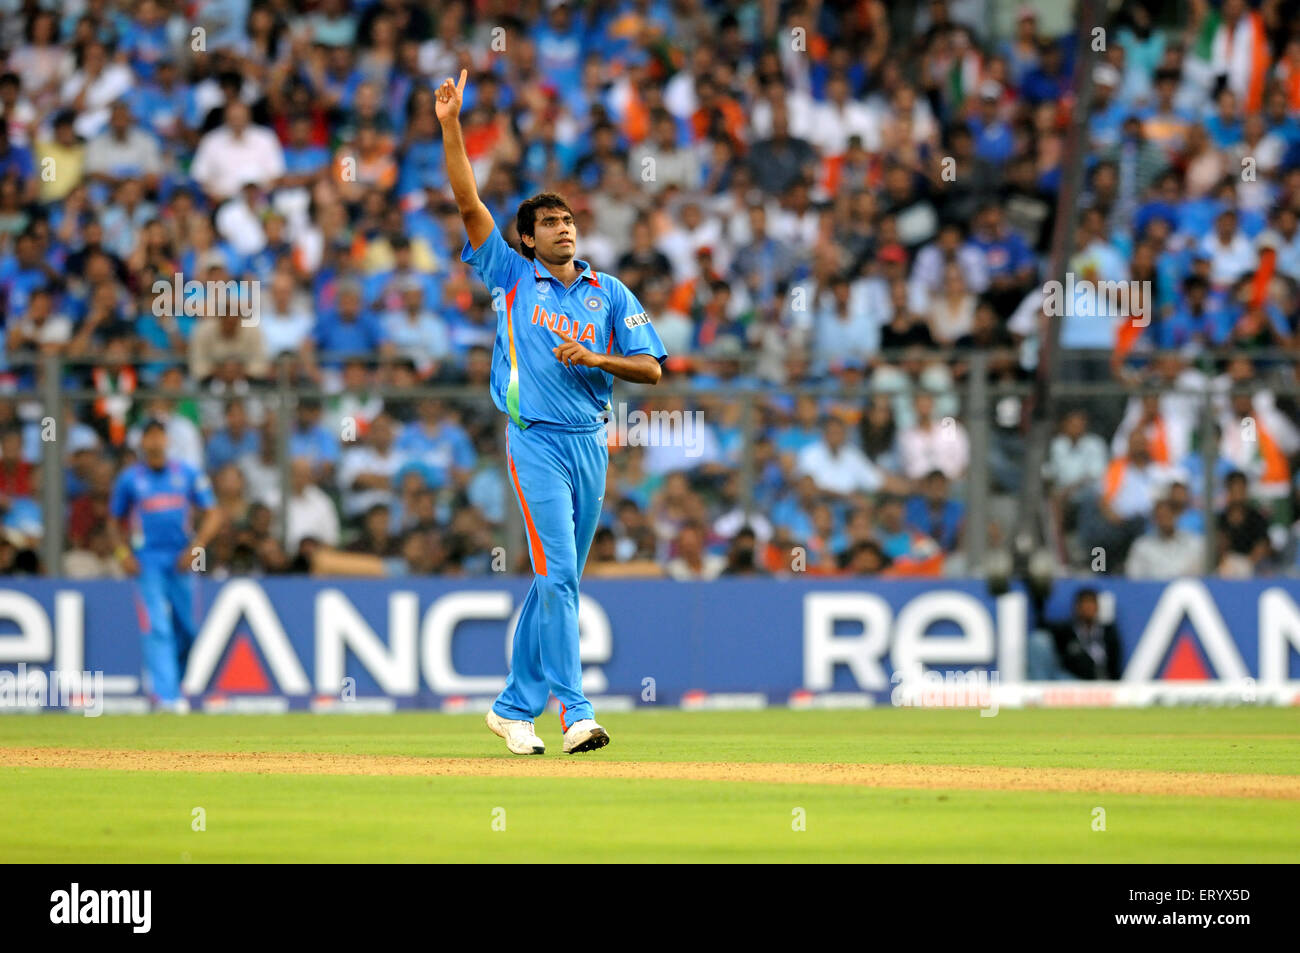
[118, 0, 171, 81]
[1204, 88, 1243, 149]
[0, 230, 57, 323]
[964, 203, 1037, 313]
[532, 3, 585, 95]
[282, 112, 332, 188]
[397, 108, 447, 199]
[289, 399, 341, 485]
[129, 58, 194, 146]
[396, 398, 477, 492]
[1020, 40, 1070, 105]
[363, 237, 441, 313]
[773, 394, 825, 463]
[1161, 275, 1228, 350]
[905, 470, 966, 552]
[311, 280, 393, 369]
[968, 82, 1015, 163]
[0, 135, 35, 200]
[206, 399, 260, 473]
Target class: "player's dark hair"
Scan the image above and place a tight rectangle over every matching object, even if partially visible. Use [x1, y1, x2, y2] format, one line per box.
[515, 192, 573, 260]
[1074, 587, 1099, 606]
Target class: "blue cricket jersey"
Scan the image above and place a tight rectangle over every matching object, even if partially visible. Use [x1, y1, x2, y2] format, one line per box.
[109, 460, 217, 558]
[461, 226, 667, 428]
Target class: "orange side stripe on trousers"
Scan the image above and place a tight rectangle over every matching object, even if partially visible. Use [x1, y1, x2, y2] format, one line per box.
[507, 437, 548, 576]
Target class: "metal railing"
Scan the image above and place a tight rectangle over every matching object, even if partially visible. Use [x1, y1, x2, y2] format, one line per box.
[3, 348, 1298, 577]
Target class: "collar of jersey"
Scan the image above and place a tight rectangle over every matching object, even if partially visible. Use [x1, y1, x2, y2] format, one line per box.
[533, 258, 602, 289]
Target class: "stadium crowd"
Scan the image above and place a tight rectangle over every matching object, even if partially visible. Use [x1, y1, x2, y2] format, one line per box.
[1, 0, 1300, 580]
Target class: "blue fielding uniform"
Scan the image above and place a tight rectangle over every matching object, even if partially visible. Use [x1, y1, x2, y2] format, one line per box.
[462, 225, 666, 729]
[110, 460, 216, 703]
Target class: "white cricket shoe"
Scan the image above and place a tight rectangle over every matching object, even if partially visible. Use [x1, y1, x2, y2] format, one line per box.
[486, 709, 545, 755]
[562, 718, 610, 754]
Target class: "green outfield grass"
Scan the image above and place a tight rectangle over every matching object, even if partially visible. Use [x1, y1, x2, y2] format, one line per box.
[1, 708, 1297, 862]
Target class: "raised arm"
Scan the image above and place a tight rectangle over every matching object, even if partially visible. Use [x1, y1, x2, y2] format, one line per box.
[436, 69, 495, 249]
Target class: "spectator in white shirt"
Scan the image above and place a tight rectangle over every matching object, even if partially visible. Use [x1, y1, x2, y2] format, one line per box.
[812, 274, 881, 371]
[629, 108, 700, 195]
[1103, 430, 1174, 521]
[190, 99, 286, 203]
[84, 101, 162, 191]
[924, 263, 978, 344]
[909, 222, 990, 311]
[4, 286, 71, 354]
[657, 200, 726, 281]
[286, 457, 341, 551]
[336, 413, 405, 520]
[383, 281, 452, 379]
[1126, 498, 1205, 578]
[1200, 208, 1257, 288]
[259, 272, 316, 358]
[1268, 205, 1300, 282]
[1047, 408, 1109, 503]
[664, 522, 726, 580]
[61, 40, 133, 139]
[797, 417, 885, 496]
[1080, 429, 1174, 569]
[768, 180, 820, 251]
[1112, 393, 1191, 466]
[809, 74, 881, 155]
[239, 418, 284, 509]
[898, 392, 970, 481]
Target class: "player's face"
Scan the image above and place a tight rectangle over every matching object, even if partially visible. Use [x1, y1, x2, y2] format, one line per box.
[529, 208, 577, 264]
[141, 428, 168, 466]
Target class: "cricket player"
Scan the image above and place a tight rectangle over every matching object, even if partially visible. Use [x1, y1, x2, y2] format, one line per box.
[109, 419, 223, 713]
[436, 70, 666, 754]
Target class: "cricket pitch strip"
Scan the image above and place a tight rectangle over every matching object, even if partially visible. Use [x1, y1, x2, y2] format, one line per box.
[2, 746, 1297, 800]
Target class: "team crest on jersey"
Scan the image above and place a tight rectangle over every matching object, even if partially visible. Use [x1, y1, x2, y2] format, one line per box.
[535, 281, 550, 295]
[585, 296, 601, 310]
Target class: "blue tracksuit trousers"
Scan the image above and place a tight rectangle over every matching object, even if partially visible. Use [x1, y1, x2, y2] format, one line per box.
[494, 419, 608, 730]
[134, 553, 199, 703]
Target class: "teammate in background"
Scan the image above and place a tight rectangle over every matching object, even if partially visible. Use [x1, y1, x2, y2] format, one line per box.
[436, 70, 666, 755]
[108, 419, 223, 713]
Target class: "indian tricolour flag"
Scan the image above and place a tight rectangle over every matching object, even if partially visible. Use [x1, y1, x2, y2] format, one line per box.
[1201, 6, 1271, 113]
